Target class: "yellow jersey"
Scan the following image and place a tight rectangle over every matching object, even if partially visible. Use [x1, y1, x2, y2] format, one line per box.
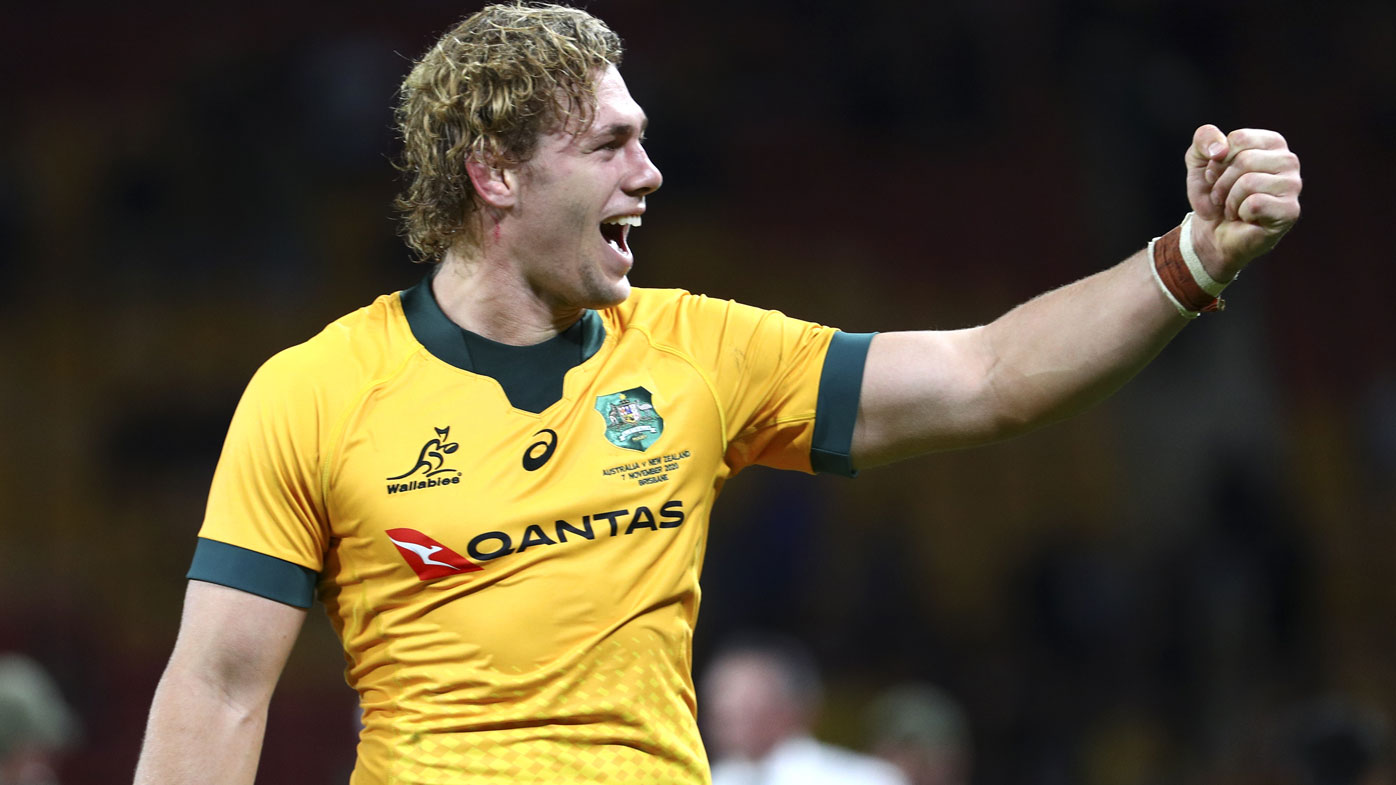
[188, 277, 871, 784]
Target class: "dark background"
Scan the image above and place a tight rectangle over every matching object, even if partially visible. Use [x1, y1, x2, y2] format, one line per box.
[2, 1, 1393, 783]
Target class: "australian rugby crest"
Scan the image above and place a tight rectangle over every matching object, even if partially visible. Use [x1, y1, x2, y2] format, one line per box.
[595, 387, 663, 452]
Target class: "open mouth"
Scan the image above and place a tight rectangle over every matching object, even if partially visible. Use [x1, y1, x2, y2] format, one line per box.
[600, 214, 641, 255]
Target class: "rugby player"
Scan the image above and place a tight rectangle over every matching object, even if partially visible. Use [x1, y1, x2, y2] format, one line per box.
[132, 3, 1302, 783]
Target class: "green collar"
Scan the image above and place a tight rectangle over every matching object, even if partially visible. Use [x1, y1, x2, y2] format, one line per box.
[399, 274, 606, 413]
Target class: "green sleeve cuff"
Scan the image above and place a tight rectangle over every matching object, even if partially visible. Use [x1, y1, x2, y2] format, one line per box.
[811, 331, 876, 477]
[186, 538, 318, 608]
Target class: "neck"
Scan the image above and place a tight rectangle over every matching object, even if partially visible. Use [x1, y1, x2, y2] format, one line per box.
[432, 249, 584, 346]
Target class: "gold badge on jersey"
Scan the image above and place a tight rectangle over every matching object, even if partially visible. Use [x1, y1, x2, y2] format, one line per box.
[595, 387, 663, 452]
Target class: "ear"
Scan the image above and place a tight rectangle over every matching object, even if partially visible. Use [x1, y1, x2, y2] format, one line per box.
[465, 155, 518, 208]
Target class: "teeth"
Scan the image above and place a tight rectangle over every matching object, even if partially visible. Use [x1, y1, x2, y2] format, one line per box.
[602, 215, 642, 227]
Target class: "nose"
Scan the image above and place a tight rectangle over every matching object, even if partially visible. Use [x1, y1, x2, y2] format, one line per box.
[626, 144, 663, 197]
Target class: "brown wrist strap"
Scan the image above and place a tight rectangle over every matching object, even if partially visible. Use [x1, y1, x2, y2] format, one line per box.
[1151, 224, 1224, 317]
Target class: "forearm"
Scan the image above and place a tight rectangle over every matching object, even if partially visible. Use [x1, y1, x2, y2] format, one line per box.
[133, 582, 305, 783]
[852, 126, 1299, 469]
[852, 246, 1189, 467]
[132, 659, 269, 784]
[978, 245, 1186, 435]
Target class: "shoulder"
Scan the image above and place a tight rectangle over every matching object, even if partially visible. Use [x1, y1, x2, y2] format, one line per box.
[608, 286, 702, 324]
[607, 287, 802, 340]
[245, 291, 417, 405]
[774, 738, 907, 785]
[709, 758, 760, 785]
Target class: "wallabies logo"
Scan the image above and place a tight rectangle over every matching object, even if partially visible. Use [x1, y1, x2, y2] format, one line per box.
[385, 427, 462, 494]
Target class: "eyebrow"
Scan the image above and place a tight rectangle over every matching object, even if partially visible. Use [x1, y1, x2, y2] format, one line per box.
[591, 119, 649, 140]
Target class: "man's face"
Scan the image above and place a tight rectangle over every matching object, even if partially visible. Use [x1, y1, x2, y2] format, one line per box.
[505, 64, 662, 311]
[702, 654, 804, 761]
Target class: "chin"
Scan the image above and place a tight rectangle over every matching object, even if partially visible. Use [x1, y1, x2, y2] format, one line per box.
[609, 277, 632, 303]
[588, 276, 631, 308]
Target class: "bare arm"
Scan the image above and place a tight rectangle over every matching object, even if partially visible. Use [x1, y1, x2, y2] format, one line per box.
[133, 580, 307, 785]
[851, 125, 1302, 468]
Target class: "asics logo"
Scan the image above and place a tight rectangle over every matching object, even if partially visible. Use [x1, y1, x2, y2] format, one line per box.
[522, 429, 558, 471]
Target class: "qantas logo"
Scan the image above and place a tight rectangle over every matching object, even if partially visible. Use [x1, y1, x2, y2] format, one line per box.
[384, 500, 688, 581]
[385, 527, 482, 580]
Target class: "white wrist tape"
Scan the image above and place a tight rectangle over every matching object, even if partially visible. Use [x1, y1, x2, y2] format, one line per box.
[1179, 212, 1228, 297]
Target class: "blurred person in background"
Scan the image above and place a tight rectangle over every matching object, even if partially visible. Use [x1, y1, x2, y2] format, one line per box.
[865, 683, 971, 785]
[1276, 697, 1393, 785]
[702, 634, 907, 785]
[0, 654, 79, 785]
[130, 1, 1302, 783]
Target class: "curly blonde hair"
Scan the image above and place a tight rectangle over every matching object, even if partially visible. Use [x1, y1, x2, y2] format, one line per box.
[393, 3, 624, 263]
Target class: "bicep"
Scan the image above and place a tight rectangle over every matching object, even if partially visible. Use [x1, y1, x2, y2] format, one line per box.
[164, 580, 307, 709]
[851, 328, 1002, 468]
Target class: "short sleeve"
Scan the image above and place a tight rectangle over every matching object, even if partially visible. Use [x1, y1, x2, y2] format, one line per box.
[810, 331, 875, 476]
[188, 348, 331, 604]
[667, 295, 872, 477]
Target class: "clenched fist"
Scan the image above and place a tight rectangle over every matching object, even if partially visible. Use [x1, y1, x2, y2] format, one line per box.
[1185, 124, 1303, 282]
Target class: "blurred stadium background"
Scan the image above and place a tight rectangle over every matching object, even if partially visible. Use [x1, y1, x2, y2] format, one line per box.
[1, 0, 1392, 782]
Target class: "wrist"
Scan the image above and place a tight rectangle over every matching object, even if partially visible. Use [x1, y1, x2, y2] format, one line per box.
[1149, 213, 1231, 318]
[1185, 213, 1239, 283]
